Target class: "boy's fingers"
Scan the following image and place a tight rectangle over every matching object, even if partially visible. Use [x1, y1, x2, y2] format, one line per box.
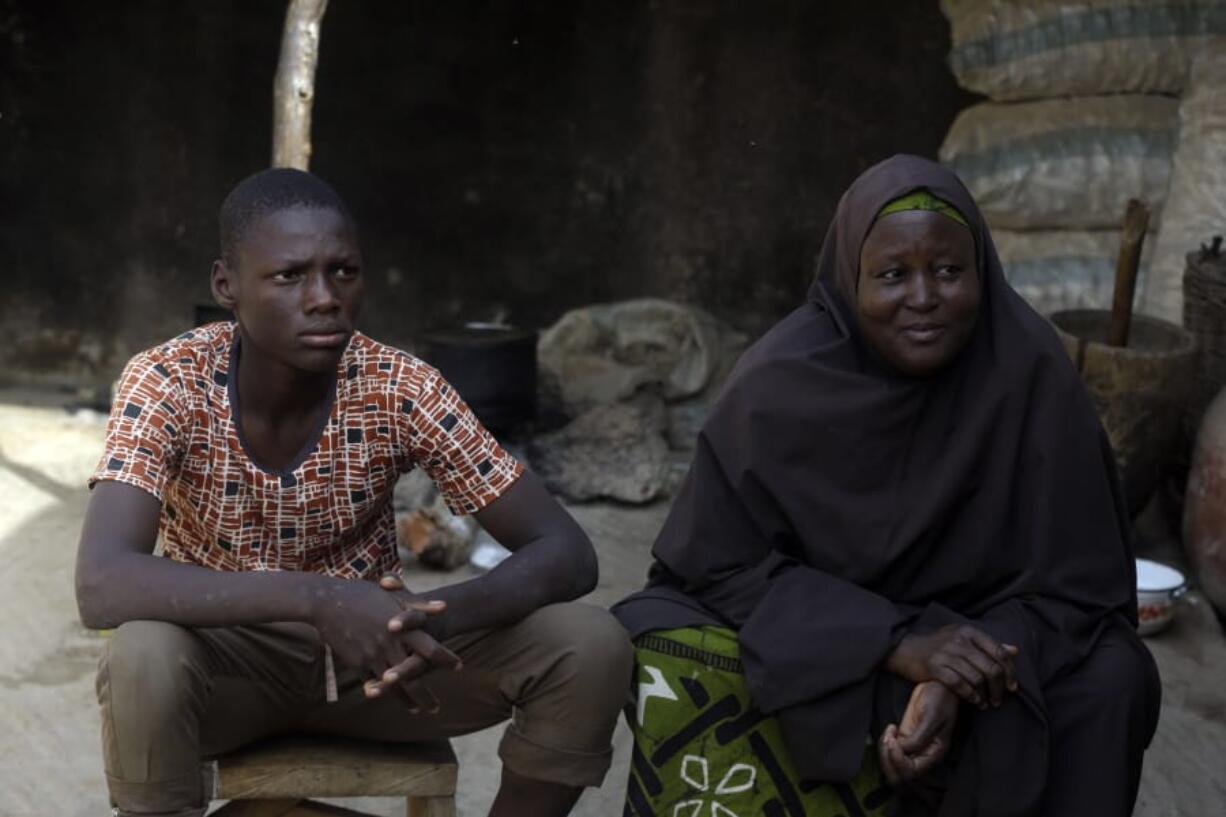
[383, 654, 429, 684]
[364, 678, 435, 714]
[379, 574, 404, 591]
[407, 600, 447, 614]
[387, 609, 427, 632]
[386, 596, 445, 633]
[402, 630, 462, 671]
[365, 674, 436, 713]
[386, 601, 445, 632]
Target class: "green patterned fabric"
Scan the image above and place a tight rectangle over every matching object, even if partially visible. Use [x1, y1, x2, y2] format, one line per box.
[877, 190, 969, 227]
[625, 626, 895, 817]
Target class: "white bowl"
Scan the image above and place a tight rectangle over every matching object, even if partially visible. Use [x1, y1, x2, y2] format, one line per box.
[1136, 558, 1188, 636]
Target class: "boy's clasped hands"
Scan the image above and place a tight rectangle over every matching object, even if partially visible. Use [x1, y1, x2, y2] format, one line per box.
[309, 573, 458, 713]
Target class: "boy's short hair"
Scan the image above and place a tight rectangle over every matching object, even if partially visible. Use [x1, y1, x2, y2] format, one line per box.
[219, 167, 353, 263]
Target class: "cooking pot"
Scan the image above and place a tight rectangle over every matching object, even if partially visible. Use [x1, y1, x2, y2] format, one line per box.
[418, 323, 538, 434]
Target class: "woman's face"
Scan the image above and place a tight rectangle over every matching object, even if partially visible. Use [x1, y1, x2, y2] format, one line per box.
[856, 210, 980, 377]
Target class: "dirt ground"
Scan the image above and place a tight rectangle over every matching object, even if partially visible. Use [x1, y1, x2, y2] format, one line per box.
[0, 397, 1222, 817]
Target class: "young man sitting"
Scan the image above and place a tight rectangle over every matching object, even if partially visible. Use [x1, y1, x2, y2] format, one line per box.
[75, 168, 633, 817]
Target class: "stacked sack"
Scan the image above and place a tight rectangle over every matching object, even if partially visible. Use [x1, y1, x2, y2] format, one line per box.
[937, 0, 1226, 320]
[1144, 47, 1226, 321]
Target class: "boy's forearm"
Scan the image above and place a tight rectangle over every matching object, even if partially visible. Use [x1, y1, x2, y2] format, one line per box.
[413, 533, 597, 641]
[75, 548, 342, 631]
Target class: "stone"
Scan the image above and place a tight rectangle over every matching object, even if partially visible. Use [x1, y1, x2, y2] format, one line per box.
[528, 399, 672, 504]
[538, 299, 746, 417]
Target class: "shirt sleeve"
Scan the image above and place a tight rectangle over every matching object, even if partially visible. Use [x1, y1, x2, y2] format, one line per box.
[88, 349, 190, 501]
[398, 363, 523, 515]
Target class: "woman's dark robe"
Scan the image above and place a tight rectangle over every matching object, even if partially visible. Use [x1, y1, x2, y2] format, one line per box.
[614, 155, 1160, 816]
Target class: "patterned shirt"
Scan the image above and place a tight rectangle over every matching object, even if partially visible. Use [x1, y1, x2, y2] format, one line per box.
[90, 322, 522, 580]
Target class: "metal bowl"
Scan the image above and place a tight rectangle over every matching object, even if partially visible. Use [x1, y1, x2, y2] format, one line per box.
[1136, 558, 1189, 636]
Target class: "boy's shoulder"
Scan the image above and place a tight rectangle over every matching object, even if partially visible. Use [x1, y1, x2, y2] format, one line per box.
[134, 320, 231, 362]
[344, 332, 442, 397]
[120, 322, 234, 393]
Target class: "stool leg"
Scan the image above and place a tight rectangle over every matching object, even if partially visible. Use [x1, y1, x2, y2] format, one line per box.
[406, 795, 456, 817]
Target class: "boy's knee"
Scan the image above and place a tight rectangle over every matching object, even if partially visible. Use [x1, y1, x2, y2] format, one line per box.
[496, 604, 632, 785]
[532, 603, 634, 693]
[101, 620, 210, 714]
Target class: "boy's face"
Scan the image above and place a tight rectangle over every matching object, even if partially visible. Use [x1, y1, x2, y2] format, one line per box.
[212, 205, 364, 375]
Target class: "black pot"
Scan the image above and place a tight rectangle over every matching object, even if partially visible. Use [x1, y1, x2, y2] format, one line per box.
[418, 324, 538, 434]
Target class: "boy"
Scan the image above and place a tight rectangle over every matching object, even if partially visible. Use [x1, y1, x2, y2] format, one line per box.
[75, 168, 632, 817]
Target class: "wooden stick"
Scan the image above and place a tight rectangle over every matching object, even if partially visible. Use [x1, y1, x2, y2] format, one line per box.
[1107, 198, 1151, 348]
[272, 0, 330, 170]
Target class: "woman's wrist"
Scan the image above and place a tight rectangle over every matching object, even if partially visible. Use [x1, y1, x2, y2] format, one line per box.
[885, 633, 920, 679]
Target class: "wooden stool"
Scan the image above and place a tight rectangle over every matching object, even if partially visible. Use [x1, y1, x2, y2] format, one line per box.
[205, 735, 457, 817]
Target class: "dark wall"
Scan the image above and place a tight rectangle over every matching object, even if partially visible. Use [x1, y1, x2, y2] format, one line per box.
[0, 0, 973, 384]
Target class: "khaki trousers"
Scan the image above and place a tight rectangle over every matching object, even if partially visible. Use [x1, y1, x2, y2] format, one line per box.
[95, 602, 633, 816]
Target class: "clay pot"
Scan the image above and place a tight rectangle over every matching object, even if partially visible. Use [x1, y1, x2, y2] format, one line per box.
[1049, 310, 1198, 515]
[1182, 385, 1226, 616]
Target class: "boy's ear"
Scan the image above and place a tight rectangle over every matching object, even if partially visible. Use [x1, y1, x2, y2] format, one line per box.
[211, 259, 238, 311]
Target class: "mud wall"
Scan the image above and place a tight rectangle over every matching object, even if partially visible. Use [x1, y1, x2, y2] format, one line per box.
[0, 0, 973, 384]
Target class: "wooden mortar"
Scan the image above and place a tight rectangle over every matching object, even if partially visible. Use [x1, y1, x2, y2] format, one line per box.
[1049, 200, 1198, 514]
[1050, 311, 1197, 514]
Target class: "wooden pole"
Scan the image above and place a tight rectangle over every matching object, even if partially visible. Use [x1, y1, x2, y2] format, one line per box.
[272, 0, 329, 170]
[1107, 198, 1151, 348]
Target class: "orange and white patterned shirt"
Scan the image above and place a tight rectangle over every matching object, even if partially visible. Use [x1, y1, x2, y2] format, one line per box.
[90, 322, 523, 580]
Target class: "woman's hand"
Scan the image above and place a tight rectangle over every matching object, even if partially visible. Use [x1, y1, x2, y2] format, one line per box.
[886, 624, 1019, 709]
[878, 681, 959, 786]
[309, 577, 459, 712]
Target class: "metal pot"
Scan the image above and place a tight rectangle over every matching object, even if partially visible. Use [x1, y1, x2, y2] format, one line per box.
[418, 323, 538, 434]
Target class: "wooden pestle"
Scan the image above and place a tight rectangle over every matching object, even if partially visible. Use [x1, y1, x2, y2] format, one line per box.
[1107, 199, 1151, 348]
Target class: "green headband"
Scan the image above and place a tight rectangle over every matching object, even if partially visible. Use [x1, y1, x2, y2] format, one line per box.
[876, 190, 968, 227]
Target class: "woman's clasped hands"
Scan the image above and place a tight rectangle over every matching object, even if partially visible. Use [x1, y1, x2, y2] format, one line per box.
[879, 624, 1020, 785]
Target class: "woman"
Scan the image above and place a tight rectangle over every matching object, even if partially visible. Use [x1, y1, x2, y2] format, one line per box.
[614, 155, 1160, 816]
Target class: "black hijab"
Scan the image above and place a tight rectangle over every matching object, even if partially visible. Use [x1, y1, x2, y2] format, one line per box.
[622, 155, 1138, 813]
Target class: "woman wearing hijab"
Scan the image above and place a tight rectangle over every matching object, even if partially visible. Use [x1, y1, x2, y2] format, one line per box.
[614, 155, 1160, 817]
